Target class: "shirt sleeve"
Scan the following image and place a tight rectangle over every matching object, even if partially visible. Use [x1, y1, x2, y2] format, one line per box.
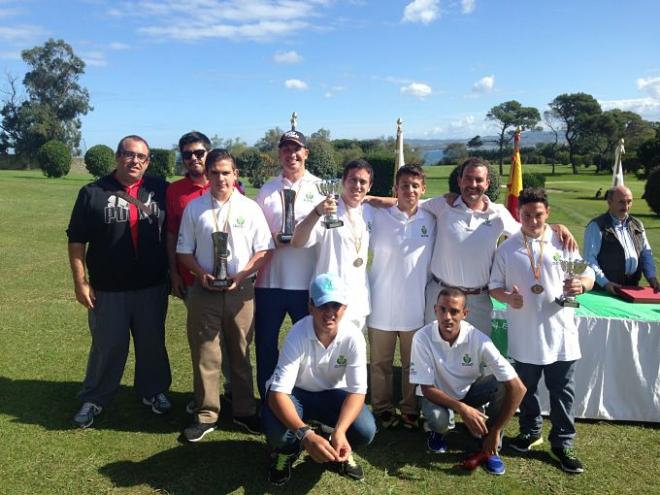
[639, 230, 657, 280]
[303, 218, 324, 248]
[268, 333, 303, 394]
[488, 245, 508, 291]
[409, 331, 436, 386]
[479, 339, 517, 383]
[583, 221, 609, 287]
[420, 196, 446, 217]
[500, 207, 521, 237]
[176, 202, 196, 254]
[66, 187, 92, 243]
[344, 332, 368, 394]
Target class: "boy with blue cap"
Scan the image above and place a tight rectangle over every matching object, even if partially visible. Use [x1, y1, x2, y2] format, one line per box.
[261, 273, 376, 485]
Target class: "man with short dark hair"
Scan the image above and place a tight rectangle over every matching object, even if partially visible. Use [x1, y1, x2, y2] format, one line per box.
[254, 128, 324, 399]
[410, 287, 526, 475]
[262, 273, 376, 486]
[584, 185, 658, 293]
[67, 135, 172, 428]
[177, 149, 273, 441]
[490, 187, 595, 474]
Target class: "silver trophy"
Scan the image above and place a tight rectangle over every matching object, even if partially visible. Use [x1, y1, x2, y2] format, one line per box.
[315, 179, 344, 229]
[555, 259, 588, 308]
[210, 231, 232, 289]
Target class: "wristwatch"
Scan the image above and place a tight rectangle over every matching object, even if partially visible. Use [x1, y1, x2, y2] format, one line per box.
[294, 425, 312, 441]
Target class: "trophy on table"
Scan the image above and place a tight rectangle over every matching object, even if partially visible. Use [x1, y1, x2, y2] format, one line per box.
[277, 189, 296, 243]
[315, 179, 344, 229]
[555, 259, 588, 308]
[210, 231, 232, 289]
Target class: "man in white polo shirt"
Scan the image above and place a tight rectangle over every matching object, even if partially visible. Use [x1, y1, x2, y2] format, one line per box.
[177, 149, 274, 442]
[262, 273, 377, 486]
[490, 187, 594, 474]
[292, 159, 374, 330]
[254, 128, 324, 399]
[410, 287, 526, 476]
[367, 164, 435, 430]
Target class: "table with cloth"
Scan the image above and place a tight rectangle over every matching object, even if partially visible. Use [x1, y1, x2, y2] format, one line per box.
[490, 290, 660, 423]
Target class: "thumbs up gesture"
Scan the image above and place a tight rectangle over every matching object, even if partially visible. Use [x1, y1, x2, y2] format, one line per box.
[508, 284, 524, 309]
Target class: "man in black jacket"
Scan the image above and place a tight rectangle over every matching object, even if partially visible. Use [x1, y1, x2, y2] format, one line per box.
[67, 135, 172, 428]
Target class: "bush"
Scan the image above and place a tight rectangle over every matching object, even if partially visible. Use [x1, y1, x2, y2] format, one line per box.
[147, 148, 175, 179]
[36, 140, 71, 178]
[643, 166, 660, 215]
[307, 140, 339, 179]
[522, 172, 546, 189]
[250, 153, 276, 188]
[84, 144, 115, 178]
[365, 151, 396, 197]
[448, 162, 501, 202]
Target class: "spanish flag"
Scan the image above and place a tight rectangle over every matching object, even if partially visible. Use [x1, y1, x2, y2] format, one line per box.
[506, 129, 523, 221]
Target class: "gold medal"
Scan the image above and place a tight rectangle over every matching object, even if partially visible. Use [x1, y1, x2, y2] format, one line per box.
[353, 257, 364, 267]
[531, 284, 544, 294]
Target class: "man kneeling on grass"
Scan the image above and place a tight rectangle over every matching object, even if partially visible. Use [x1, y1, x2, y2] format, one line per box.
[409, 287, 526, 475]
[262, 273, 377, 485]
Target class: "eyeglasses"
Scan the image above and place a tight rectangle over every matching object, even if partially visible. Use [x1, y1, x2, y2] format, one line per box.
[119, 150, 149, 162]
[182, 149, 207, 160]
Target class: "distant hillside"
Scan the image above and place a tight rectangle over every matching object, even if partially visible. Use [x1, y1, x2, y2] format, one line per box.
[408, 130, 566, 150]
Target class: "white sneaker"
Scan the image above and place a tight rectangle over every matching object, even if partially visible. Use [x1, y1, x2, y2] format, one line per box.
[73, 402, 102, 428]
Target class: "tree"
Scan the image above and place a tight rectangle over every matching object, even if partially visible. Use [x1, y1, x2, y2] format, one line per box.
[467, 135, 483, 149]
[84, 144, 114, 178]
[209, 135, 248, 156]
[310, 128, 331, 141]
[549, 93, 601, 174]
[543, 110, 563, 175]
[442, 142, 468, 164]
[638, 129, 660, 177]
[486, 100, 541, 174]
[306, 139, 338, 178]
[255, 127, 284, 153]
[0, 39, 92, 158]
[36, 139, 71, 178]
[643, 166, 660, 215]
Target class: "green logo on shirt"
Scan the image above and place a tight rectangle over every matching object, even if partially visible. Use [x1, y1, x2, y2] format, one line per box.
[553, 252, 562, 261]
[305, 192, 315, 202]
[421, 225, 429, 237]
[235, 216, 246, 227]
[336, 355, 347, 367]
[462, 354, 473, 366]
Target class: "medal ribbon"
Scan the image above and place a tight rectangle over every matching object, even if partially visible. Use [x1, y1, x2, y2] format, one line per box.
[523, 225, 546, 283]
[210, 192, 233, 234]
[345, 204, 363, 260]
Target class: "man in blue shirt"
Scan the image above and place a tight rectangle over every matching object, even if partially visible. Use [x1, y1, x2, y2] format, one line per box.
[584, 185, 658, 293]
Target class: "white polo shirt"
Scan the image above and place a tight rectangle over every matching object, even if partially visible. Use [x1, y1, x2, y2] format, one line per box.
[410, 320, 517, 400]
[177, 191, 274, 276]
[255, 171, 324, 290]
[367, 205, 435, 330]
[266, 315, 368, 394]
[422, 196, 520, 288]
[489, 228, 595, 365]
[304, 199, 373, 320]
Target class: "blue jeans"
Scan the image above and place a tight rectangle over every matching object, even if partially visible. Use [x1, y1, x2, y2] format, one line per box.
[421, 375, 506, 435]
[254, 288, 309, 399]
[262, 387, 377, 454]
[514, 360, 577, 449]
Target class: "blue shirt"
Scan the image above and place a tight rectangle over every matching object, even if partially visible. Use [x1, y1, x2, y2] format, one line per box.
[583, 214, 656, 287]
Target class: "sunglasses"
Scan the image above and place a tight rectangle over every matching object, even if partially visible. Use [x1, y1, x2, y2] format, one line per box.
[182, 149, 207, 160]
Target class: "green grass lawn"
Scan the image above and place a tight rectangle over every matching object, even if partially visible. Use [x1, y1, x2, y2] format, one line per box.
[0, 167, 658, 495]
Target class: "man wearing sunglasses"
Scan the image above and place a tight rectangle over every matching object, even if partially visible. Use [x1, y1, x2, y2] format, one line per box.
[67, 135, 172, 428]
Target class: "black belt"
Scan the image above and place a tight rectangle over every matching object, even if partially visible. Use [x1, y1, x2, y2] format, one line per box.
[431, 275, 488, 295]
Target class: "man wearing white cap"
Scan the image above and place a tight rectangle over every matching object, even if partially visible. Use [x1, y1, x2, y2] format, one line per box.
[262, 273, 376, 486]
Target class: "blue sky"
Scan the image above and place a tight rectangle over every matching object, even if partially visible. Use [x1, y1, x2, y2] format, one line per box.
[1, 0, 659, 150]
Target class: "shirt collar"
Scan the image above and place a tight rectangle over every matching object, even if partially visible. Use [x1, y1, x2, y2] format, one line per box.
[608, 213, 628, 227]
[455, 195, 493, 215]
[280, 170, 312, 187]
[431, 320, 469, 348]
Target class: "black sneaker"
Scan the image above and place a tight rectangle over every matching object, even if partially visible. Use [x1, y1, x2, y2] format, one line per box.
[183, 422, 216, 442]
[550, 447, 584, 474]
[73, 402, 102, 428]
[509, 433, 543, 453]
[269, 451, 299, 485]
[142, 393, 172, 415]
[339, 453, 364, 481]
[233, 414, 261, 434]
[377, 410, 400, 429]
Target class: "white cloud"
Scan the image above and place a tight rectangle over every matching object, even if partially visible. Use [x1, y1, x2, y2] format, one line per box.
[284, 79, 308, 90]
[109, 41, 130, 50]
[81, 50, 107, 67]
[472, 75, 494, 93]
[324, 85, 346, 98]
[461, 0, 476, 14]
[423, 114, 485, 138]
[116, 0, 331, 42]
[637, 76, 660, 98]
[274, 50, 302, 64]
[402, 0, 439, 25]
[600, 97, 660, 115]
[0, 24, 46, 43]
[401, 82, 432, 98]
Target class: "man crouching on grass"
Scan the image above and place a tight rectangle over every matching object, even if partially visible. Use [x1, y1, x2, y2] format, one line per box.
[261, 273, 376, 485]
[410, 287, 526, 475]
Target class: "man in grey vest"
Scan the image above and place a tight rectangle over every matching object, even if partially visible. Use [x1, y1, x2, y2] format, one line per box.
[584, 185, 658, 293]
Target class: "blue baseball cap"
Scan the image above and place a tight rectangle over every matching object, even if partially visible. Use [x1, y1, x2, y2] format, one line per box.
[310, 273, 348, 307]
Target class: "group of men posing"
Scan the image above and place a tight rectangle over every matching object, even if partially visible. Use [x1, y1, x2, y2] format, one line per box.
[66, 128, 657, 485]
